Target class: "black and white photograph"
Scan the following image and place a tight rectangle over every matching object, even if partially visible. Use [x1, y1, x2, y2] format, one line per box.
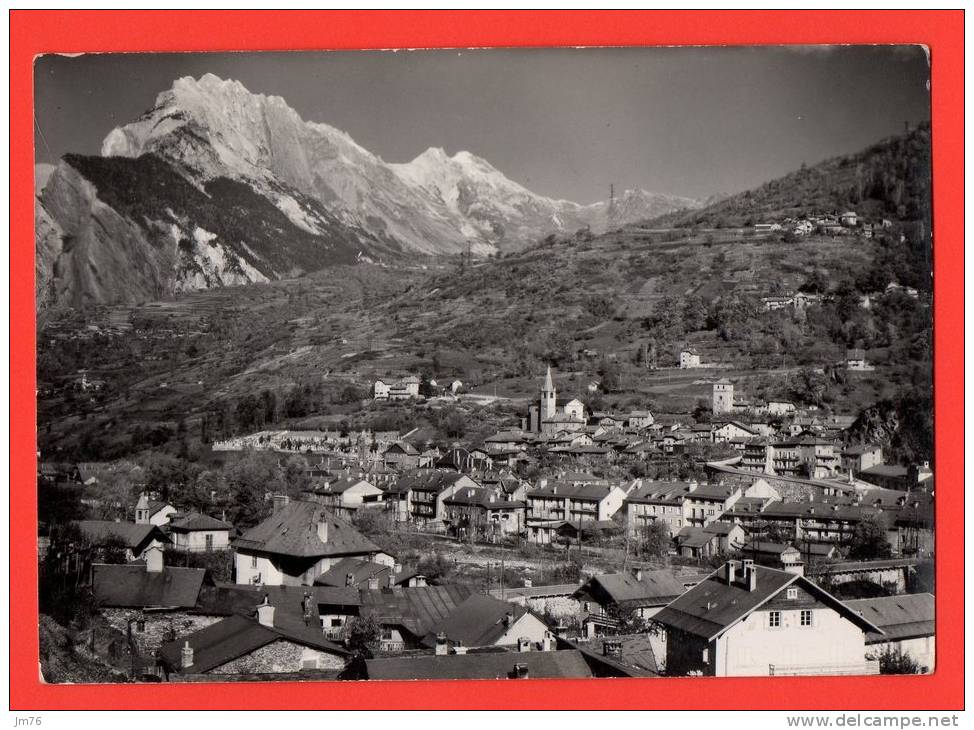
[34, 45, 934, 684]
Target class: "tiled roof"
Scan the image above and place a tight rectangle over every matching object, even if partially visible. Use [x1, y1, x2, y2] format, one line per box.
[392, 469, 470, 496]
[92, 564, 208, 608]
[424, 593, 531, 647]
[528, 482, 615, 501]
[364, 649, 592, 680]
[232, 501, 384, 559]
[844, 593, 934, 644]
[653, 565, 882, 641]
[75, 520, 169, 550]
[358, 584, 473, 638]
[625, 481, 693, 504]
[575, 570, 685, 609]
[158, 613, 349, 674]
[168, 513, 233, 532]
[313, 557, 418, 588]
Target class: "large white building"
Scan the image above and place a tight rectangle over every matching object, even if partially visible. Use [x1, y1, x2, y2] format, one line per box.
[653, 560, 883, 676]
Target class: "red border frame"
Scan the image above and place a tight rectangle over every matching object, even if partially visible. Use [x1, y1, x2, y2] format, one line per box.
[10, 10, 964, 710]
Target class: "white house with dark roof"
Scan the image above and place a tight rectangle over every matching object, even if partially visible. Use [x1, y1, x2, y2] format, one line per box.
[653, 560, 883, 676]
[845, 593, 935, 673]
[232, 497, 393, 587]
[167, 512, 234, 552]
[134, 493, 177, 526]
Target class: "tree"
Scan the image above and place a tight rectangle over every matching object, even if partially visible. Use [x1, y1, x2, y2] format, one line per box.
[848, 513, 893, 560]
[876, 646, 923, 675]
[599, 360, 621, 393]
[638, 520, 671, 561]
[344, 615, 382, 658]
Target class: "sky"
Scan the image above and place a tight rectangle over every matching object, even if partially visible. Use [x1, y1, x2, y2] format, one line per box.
[34, 46, 930, 203]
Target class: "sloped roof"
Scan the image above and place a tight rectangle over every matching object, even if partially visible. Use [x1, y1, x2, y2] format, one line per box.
[75, 520, 169, 550]
[528, 482, 615, 501]
[313, 557, 418, 588]
[392, 469, 470, 496]
[425, 593, 532, 647]
[232, 501, 383, 559]
[576, 570, 686, 609]
[358, 584, 474, 638]
[653, 565, 882, 641]
[844, 593, 934, 644]
[158, 613, 349, 674]
[168, 513, 233, 533]
[92, 564, 208, 608]
[312, 476, 376, 495]
[625, 481, 692, 504]
[364, 649, 592, 680]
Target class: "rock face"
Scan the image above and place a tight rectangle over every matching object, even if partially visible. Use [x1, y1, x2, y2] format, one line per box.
[37, 74, 702, 307]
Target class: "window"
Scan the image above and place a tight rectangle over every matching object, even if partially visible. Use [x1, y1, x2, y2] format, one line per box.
[800, 610, 813, 627]
[768, 611, 781, 628]
[205, 533, 214, 552]
[330, 618, 343, 628]
[251, 555, 259, 569]
[786, 588, 798, 600]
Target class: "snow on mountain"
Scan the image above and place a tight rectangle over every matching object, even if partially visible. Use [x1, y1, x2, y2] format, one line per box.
[39, 74, 704, 306]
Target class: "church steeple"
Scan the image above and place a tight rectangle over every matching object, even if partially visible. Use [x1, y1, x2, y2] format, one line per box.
[541, 365, 557, 420]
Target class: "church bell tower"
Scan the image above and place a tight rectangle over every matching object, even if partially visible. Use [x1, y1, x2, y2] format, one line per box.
[541, 365, 557, 420]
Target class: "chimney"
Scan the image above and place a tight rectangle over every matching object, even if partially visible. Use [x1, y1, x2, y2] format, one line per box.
[541, 631, 554, 652]
[603, 640, 622, 658]
[367, 575, 379, 591]
[503, 611, 514, 627]
[272, 494, 289, 513]
[747, 565, 758, 592]
[317, 519, 329, 543]
[256, 595, 275, 628]
[724, 560, 738, 584]
[145, 546, 164, 573]
[517, 636, 532, 653]
[512, 662, 529, 679]
[688, 481, 698, 493]
[632, 567, 643, 582]
[523, 578, 533, 588]
[180, 641, 194, 669]
[387, 573, 395, 588]
[345, 572, 355, 587]
[435, 632, 449, 656]
[394, 562, 402, 574]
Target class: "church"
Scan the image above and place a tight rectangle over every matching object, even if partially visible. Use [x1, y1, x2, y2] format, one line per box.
[524, 366, 587, 434]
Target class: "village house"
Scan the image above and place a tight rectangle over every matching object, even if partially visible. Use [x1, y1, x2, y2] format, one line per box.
[767, 400, 797, 417]
[422, 594, 551, 653]
[755, 501, 887, 546]
[683, 483, 742, 528]
[840, 444, 884, 475]
[233, 497, 393, 587]
[167, 513, 234, 552]
[846, 348, 873, 371]
[159, 596, 351, 679]
[305, 475, 385, 519]
[525, 480, 627, 545]
[624, 480, 696, 537]
[134, 493, 178, 527]
[313, 557, 425, 590]
[75, 519, 170, 562]
[679, 348, 701, 369]
[676, 521, 746, 559]
[845, 593, 935, 673]
[627, 410, 655, 430]
[653, 560, 883, 676]
[740, 541, 839, 571]
[443, 486, 524, 540]
[381, 440, 423, 469]
[372, 376, 421, 401]
[387, 470, 482, 528]
[839, 211, 859, 227]
[712, 420, 757, 444]
[322, 583, 475, 651]
[857, 463, 929, 491]
[574, 568, 686, 637]
[90, 548, 220, 675]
